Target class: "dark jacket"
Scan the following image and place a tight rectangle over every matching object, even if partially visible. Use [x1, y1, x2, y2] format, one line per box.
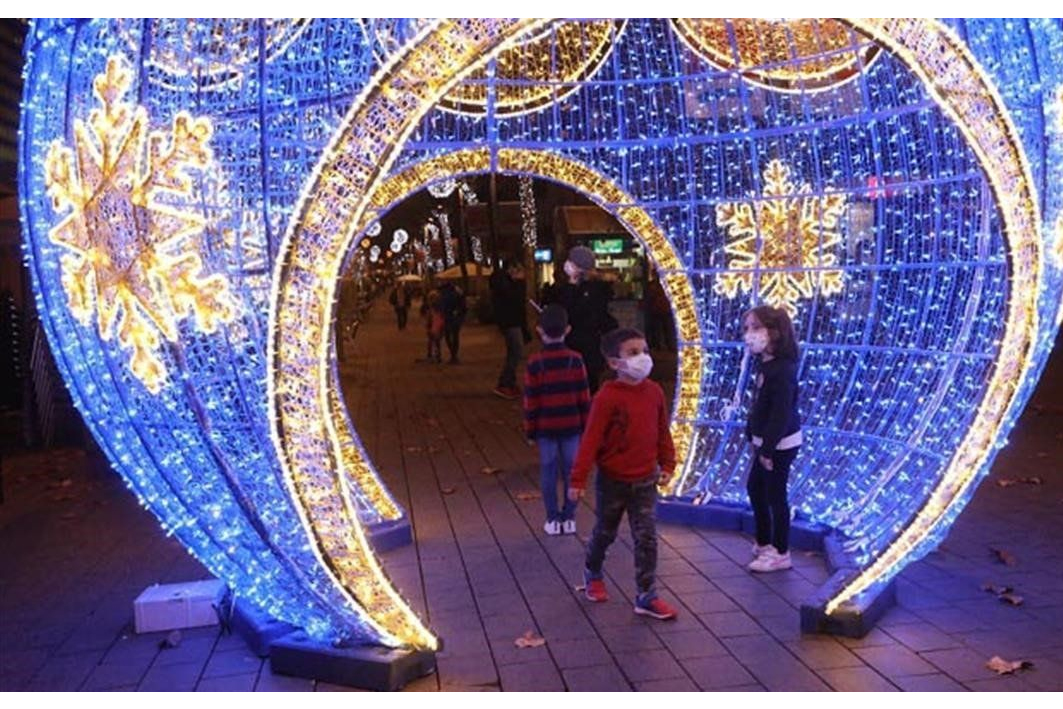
[546, 279, 617, 362]
[489, 270, 526, 329]
[745, 357, 801, 456]
[438, 283, 466, 325]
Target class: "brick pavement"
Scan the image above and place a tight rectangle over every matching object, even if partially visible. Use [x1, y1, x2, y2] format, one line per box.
[1, 303, 1061, 691]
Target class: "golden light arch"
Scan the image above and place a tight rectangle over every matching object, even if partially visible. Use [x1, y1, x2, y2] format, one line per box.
[268, 19, 1041, 644]
[326, 148, 704, 527]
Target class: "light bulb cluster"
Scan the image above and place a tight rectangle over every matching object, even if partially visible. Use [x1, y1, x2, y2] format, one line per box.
[19, 18, 1062, 645]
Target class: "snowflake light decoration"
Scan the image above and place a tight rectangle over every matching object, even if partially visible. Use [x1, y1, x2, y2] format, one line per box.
[43, 56, 237, 394]
[714, 159, 847, 316]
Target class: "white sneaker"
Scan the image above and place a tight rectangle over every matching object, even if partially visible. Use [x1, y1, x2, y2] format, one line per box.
[747, 548, 792, 572]
[562, 520, 576, 535]
[543, 520, 561, 536]
[752, 543, 773, 558]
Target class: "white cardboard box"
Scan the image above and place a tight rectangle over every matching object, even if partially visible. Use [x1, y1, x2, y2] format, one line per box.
[133, 579, 228, 634]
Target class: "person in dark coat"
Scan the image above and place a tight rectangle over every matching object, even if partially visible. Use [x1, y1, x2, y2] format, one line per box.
[389, 283, 410, 330]
[489, 259, 527, 399]
[545, 246, 617, 392]
[438, 281, 467, 364]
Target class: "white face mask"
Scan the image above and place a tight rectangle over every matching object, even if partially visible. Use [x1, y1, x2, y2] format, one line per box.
[563, 261, 582, 280]
[744, 330, 769, 354]
[621, 353, 653, 381]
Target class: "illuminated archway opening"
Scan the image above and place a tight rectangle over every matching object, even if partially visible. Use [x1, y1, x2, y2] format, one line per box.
[326, 149, 704, 536]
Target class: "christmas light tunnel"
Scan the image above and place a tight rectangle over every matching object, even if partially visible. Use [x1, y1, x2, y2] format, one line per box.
[18, 18, 1063, 674]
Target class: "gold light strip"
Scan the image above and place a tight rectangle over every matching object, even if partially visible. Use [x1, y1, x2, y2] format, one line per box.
[671, 18, 882, 93]
[824, 19, 1042, 614]
[327, 385, 402, 521]
[438, 21, 623, 117]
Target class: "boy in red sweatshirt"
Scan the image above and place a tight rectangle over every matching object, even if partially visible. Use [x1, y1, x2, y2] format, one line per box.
[567, 327, 678, 620]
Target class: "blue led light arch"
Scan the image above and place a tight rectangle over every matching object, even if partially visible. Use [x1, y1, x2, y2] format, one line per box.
[18, 18, 1063, 645]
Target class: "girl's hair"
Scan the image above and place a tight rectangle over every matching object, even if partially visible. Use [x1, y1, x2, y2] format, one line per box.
[745, 306, 799, 361]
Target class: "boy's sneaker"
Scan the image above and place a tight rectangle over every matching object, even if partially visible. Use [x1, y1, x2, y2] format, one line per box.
[634, 595, 678, 620]
[562, 519, 576, 535]
[492, 386, 520, 400]
[584, 578, 608, 602]
[543, 520, 561, 536]
[752, 542, 773, 558]
[747, 548, 792, 572]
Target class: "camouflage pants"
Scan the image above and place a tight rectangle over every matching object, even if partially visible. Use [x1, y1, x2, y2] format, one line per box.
[585, 473, 658, 597]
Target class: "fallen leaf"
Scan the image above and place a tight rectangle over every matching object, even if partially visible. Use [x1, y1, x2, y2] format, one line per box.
[997, 476, 1043, 487]
[405, 446, 423, 453]
[982, 583, 1024, 606]
[515, 491, 541, 501]
[514, 630, 546, 648]
[427, 446, 441, 454]
[441, 487, 456, 495]
[481, 466, 502, 476]
[986, 655, 1033, 675]
[990, 547, 1017, 566]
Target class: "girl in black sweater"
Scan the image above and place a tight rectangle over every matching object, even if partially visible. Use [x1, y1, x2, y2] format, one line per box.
[742, 306, 802, 572]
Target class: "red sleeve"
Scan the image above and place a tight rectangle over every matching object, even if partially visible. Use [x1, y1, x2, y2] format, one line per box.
[570, 388, 611, 490]
[657, 385, 676, 474]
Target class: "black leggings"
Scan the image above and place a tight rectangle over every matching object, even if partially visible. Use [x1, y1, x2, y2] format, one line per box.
[746, 447, 799, 554]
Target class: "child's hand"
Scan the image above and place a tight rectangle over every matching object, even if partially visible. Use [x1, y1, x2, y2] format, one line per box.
[657, 470, 673, 487]
[758, 455, 774, 471]
[567, 487, 583, 502]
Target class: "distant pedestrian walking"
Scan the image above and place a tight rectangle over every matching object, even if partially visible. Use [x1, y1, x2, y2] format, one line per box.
[489, 259, 528, 400]
[438, 281, 467, 364]
[421, 289, 444, 363]
[389, 283, 410, 330]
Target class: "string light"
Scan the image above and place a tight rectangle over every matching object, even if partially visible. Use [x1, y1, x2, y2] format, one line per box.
[18, 18, 1063, 647]
[519, 176, 537, 249]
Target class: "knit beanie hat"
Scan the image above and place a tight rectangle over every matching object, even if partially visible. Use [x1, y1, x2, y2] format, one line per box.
[567, 246, 596, 271]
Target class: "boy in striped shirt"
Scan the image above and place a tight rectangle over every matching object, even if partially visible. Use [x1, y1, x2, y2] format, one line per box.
[524, 305, 592, 536]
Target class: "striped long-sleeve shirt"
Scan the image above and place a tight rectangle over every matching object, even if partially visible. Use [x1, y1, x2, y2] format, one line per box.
[523, 343, 591, 440]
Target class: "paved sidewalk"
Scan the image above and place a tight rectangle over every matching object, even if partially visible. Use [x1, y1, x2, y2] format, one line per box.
[1, 303, 1061, 691]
